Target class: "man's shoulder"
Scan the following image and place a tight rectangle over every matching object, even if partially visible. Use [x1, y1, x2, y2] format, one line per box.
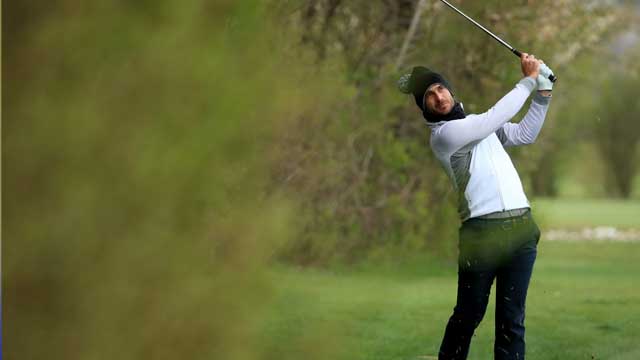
[428, 115, 481, 142]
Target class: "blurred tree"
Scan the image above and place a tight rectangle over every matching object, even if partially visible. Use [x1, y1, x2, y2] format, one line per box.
[592, 55, 640, 198]
[271, 0, 460, 266]
[4, 1, 347, 359]
[507, 0, 625, 197]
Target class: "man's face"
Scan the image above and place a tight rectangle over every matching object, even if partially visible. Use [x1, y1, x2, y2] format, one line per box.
[424, 83, 454, 115]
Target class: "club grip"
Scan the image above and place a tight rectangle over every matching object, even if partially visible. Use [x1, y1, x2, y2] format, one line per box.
[512, 49, 522, 58]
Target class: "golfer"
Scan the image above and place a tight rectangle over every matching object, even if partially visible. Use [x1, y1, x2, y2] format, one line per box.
[398, 54, 552, 360]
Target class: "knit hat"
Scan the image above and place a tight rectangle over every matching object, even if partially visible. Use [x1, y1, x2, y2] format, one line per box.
[397, 66, 465, 123]
[397, 66, 453, 111]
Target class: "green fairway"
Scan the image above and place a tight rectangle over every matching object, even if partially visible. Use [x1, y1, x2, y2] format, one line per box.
[531, 198, 640, 230]
[261, 241, 640, 360]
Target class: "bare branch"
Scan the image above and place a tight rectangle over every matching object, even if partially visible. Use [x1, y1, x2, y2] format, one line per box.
[394, 0, 427, 72]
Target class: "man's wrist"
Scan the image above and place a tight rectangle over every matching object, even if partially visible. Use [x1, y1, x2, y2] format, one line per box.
[533, 91, 552, 105]
[518, 77, 537, 92]
[537, 90, 552, 97]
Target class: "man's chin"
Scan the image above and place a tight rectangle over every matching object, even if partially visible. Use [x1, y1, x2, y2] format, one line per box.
[436, 106, 453, 115]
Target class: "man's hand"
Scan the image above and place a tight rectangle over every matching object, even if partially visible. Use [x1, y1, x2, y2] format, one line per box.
[520, 53, 540, 79]
[537, 61, 554, 94]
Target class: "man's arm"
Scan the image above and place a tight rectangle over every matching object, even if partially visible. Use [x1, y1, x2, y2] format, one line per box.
[495, 91, 551, 147]
[431, 77, 537, 154]
[430, 53, 542, 155]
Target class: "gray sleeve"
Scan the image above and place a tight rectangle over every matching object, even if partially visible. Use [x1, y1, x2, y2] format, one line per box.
[495, 92, 551, 147]
[431, 77, 536, 155]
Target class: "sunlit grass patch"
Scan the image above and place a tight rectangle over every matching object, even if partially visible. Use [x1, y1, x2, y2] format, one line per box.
[531, 197, 640, 230]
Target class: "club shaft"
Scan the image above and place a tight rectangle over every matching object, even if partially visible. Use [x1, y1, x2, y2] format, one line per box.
[439, 0, 521, 58]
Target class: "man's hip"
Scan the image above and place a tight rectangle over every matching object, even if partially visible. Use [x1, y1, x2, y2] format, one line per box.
[458, 208, 541, 270]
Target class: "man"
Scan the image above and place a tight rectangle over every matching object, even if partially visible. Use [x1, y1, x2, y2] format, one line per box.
[398, 54, 553, 360]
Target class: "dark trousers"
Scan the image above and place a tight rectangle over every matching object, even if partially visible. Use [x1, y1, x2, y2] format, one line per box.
[438, 210, 541, 360]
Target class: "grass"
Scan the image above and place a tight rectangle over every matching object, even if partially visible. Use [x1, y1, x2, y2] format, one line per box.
[531, 197, 640, 230]
[257, 198, 640, 359]
[260, 241, 640, 360]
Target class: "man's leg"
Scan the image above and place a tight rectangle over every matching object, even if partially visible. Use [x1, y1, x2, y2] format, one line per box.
[438, 267, 496, 359]
[494, 221, 539, 360]
[439, 222, 500, 360]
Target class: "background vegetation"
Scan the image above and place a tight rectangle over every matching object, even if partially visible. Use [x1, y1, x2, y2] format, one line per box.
[4, 0, 639, 359]
[272, 0, 640, 265]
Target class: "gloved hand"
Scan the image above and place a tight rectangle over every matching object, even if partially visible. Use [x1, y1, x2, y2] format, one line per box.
[537, 63, 555, 91]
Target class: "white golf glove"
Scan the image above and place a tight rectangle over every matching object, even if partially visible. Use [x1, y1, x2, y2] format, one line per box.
[537, 63, 555, 91]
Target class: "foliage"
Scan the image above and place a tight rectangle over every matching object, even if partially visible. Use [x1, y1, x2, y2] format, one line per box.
[4, 1, 340, 359]
[270, 0, 631, 265]
[590, 50, 640, 198]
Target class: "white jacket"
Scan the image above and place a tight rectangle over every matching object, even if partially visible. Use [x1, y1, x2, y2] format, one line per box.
[427, 77, 551, 222]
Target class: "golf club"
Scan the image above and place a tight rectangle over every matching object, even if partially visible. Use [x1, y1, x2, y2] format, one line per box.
[439, 0, 557, 83]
